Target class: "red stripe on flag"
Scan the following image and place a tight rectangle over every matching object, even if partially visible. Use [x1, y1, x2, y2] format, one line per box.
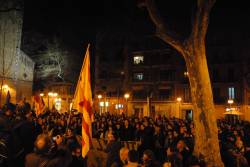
[79, 97, 93, 118]
[82, 118, 92, 146]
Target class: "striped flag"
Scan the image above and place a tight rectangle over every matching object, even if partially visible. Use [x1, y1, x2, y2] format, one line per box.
[72, 44, 93, 158]
[34, 95, 45, 116]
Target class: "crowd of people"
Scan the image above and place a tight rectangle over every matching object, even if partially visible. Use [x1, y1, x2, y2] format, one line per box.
[0, 102, 84, 167]
[1, 101, 250, 167]
[92, 114, 250, 167]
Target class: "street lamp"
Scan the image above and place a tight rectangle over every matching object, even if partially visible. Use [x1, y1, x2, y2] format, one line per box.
[228, 99, 234, 110]
[48, 92, 53, 96]
[227, 99, 234, 112]
[177, 97, 182, 102]
[53, 93, 58, 97]
[98, 94, 102, 99]
[176, 97, 182, 118]
[97, 94, 102, 114]
[124, 93, 130, 115]
[2, 84, 9, 90]
[228, 99, 234, 105]
[227, 99, 235, 123]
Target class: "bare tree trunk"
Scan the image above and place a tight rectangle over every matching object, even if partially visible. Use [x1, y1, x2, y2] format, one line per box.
[183, 43, 223, 166]
[143, 0, 224, 166]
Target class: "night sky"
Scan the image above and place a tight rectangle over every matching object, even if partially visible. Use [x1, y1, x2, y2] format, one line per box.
[22, 0, 250, 50]
[21, 0, 250, 84]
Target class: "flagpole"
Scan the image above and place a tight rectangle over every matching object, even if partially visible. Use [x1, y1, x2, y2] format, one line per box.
[66, 44, 90, 132]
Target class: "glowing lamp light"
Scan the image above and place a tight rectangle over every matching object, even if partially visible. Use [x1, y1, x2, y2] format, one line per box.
[124, 93, 130, 99]
[97, 94, 102, 99]
[228, 99, 234, 104]
[177, 97, 182, 102]
[100, 102, 104, 107]
[100, 101, 109, 107]
[40, 93, 44, 97]
[48, 92, 53, 96]
[2, 84, 9, 90]
[54, 98, 61, 102]
[105, 102, 109, 106]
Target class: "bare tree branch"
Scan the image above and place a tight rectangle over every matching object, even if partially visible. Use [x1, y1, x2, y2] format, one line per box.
[190, 0, 216, 41]
[145, 0, 185, 54]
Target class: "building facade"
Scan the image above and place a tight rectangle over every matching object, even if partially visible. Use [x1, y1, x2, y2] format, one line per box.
[0, 0, 35, 106]
[38, 82, 74, 113]
[94, 34, 250, 120]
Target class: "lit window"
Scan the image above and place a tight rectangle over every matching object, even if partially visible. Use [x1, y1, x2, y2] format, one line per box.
[115, 104, 123, 109]
[105, 102, 109, 107]
[133, 55, 144, 64]
[133, 73, 143, 81]
[100, 101, 109, 107]
[54, 98, 62, 111]
[228, 87, 235, 99]
[99, 102, 104, 107]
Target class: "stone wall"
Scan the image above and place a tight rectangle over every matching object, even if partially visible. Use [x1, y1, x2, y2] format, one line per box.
[0, 0, 34, 105]
[0, 0, 23, 80]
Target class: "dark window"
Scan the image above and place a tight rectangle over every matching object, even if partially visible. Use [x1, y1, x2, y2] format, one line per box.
[228, 68, 235, 82]
[212, 69, 220, 82]
[213, 87, 223, 103]
[99, 71, 107, 79]
[159, 89, 172, 100]
[184, 87, 191, 102]
[160, 70, 175, 81]
[133, 90, 147, 99]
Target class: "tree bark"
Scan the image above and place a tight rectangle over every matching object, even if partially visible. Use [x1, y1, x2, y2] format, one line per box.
[144, 0, 224, 166]
[183, 41, 224, 166]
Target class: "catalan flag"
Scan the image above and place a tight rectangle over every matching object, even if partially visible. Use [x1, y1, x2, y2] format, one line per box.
[34, 95, 45, 116]
[72, 44, 93, 158]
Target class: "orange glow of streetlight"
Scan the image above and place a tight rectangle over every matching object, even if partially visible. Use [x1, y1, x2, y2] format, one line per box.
[177, 97, 182, 102]
[97, 94, 102, 99]
[124, 93, 130, 99]
[2, 84, 9, 90]
[228, 99, 234, 104]
[40, 93, 44, 97]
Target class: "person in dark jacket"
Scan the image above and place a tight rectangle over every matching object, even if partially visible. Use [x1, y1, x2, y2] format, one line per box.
[138, 120, 154, 158]
[105, 132, 123, 167]
[111, 147, 129, 167]
[68, 139, 87, 167]
[25, 133, 72, 167]
[142, 149, 161, 167]
[121, 119, 133, 141]
[0, 103, 25, 167]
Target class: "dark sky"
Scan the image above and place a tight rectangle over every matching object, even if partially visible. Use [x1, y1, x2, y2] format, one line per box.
[22, 0, 250, 56]
[20, 0, 250, 88]
[24, 0, 250, 45]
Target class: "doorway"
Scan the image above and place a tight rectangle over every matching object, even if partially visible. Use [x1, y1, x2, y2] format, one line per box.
[185, 110, 193, 121]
